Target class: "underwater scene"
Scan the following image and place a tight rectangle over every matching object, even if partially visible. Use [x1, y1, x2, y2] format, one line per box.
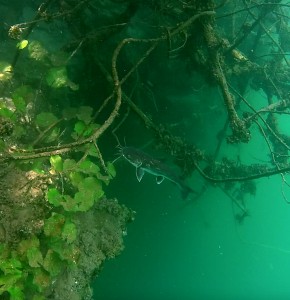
[0, 0, 290, 299]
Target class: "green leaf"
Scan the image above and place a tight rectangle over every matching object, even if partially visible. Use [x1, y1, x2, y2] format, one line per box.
[78, 176, 102, 193]
[60, 195, 78, 212]
[36, 112, 58, 128]
[26, 247, 43, 268]
[28, 41, 48, 61]
[13, 125, 26, 139]
[0, 258, 22, 275]
[107, 162, 116, 178]
[74, 191, 95, 212]
[8, 286, 25, 300]
[0, 140, 5, 152]
[75, 177, 104, 211]
[76, 106, 93, 124]
[11, 95, 25, 112]
[72, 121, 99, 139]
[73, 120, 86, 135]
[62, 221, 77, 243]
[46, 188, 63, 207]
[62, 107, 77, 120]
[0, 243, 10, 260]
[50, 50, 69, 66]
[44, 127, 60, 143]
[43, 250, 62, 277]
[0, 61, 12, 82]
[78, 159, 100, 175]
[78, 177, 104, 200]
[86, 123, 100, 135]
[32, 295, 46, 300]
[30, 159, 47, 174]
[0, 107, 14, 118]
[44, 213, 65, 237]
[49, 241, 79, 263]
[50, 155, 63, 172]
[12, 85, 34, 102]
[16, 39, 28, 50]
[60, 244, 79, 263]
[67, 80, 79, 91]
[69, 171, 84, 187]
[18, 236, 40, 256]
[46, 67, 68, 88]
[86, 144, 99, 158]
[63, 159, 76, 171]
[0, 274, 22, 294]
[11, 85, 34, 112]
[32, 268, 50, 292]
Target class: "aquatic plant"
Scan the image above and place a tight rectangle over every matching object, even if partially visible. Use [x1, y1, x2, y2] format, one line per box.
[1, 0, 290, 298]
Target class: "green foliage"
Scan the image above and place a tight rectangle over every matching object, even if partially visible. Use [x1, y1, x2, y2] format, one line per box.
[61, 220, 77, 244]
[78, 159, 100, 174]
[28, 41, 48, 61]
[36, 112, 58, 128]
[44, 213, 65, 237]
[50, 155, 63, 172]
[76, 106, 93, 124]
[43, 249, 62, 277]
[63, 158, 77, 171]
[7, 286, 24, 300]
[27, 247, 43, 268]
[0, 61, 12, 82]
[32, 268, 50, 292]
[69, 171, 84, 187]
[48, 237, 79, 264]
[34, 112, 61, 143]
[0, 14, 118, 299]
[10, 235, 62, 295]
[76, 176, 104, 211]
[0, 254, 23, 298]
[46, 175, 104, 212]
[32, 295, 46, 300]
[0, 107, 14, 118]
[43, 214, 79, 266]
[18, 236, 40, 256]
[42, 213, 79, 270]
[46, 153, 113, 212]
[45, 67, 79, 90]
[46, 67, 68, 88]
[107, 162, 116, 178]
[16, 40, 28, 50]
[12, 85, 33, 113]
[0, 105, 115, 298]
[46, 188, 63, 207]
[18, 236, 43, 269]
[0, 257, 22, 275]
[62, 107, 77, 120]
[72, 121, 100, 139]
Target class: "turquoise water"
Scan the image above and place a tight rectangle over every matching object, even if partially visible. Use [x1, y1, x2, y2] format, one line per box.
[92, 71, 290, 299]
[2, 1, 290, 299]
[94, 165, 290, 299]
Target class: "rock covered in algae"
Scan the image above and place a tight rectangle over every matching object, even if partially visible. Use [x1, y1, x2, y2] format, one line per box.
[0, 163, 134, 300]
[0, 166, 50, 245]
[48, 198, 135, 300]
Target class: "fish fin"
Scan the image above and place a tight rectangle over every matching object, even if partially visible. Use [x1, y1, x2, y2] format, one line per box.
[156, 176, 165, 184]
[136, 167, 145, 182]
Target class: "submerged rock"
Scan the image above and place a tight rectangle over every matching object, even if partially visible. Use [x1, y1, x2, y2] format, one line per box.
[49, 198, 135, 300]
